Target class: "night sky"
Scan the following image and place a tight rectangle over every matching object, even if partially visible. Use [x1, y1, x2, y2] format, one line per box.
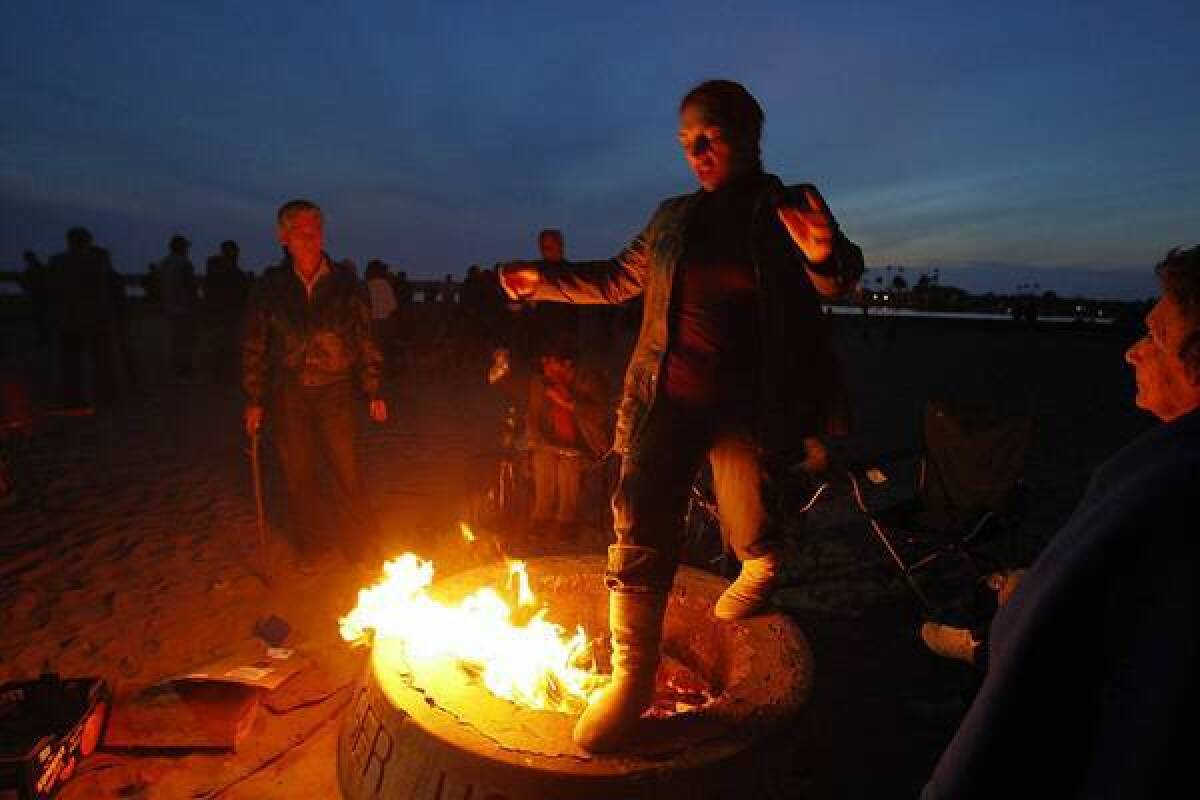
[3, 1, 1196, 297]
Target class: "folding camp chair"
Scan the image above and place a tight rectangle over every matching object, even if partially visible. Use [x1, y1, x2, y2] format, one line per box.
[858, 400, 1033, 618]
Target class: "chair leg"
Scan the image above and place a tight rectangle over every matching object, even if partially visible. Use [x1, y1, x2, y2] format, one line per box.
[863, 516, 936, 612]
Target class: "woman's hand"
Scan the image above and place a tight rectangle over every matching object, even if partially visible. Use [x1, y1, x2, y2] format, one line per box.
[777, 188, 835, 265]
[498, 262, 541, 300]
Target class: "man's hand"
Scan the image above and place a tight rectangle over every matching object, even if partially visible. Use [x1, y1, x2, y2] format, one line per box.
[244, 405, 264, 438]
[498, 262, 541, 300]
[369, 398, 388, 424]
[777, 188, 835, 265]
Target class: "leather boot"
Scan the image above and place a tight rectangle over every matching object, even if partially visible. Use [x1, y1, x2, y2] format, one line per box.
[572, 591, 667, 753]
[713, 551, 780, 621]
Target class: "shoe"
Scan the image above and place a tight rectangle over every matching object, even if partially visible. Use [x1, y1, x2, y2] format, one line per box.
[920, 622, 979, 664]
[713, 552, 781, 621]
[572, 591, 667, 753]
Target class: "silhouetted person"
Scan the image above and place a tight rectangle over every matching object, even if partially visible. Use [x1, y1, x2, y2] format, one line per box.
[19, 251, 52, 346]
[242, 200, 387, 570]
[48, 228, 116, 410]
[456, 265, 494, 365]
[478, 266, 511, 351]
[158, 234, 198, 379]
[105, 253, 146, 397]
[365, 259, 398, 355]
[204, 240, 250, 383]
[439, 273, 457, 304]
[392, 270, 413, 306]
[529, 229, 581, 354]
[143, 261, 161, 307]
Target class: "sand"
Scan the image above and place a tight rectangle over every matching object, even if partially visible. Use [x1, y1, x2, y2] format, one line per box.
[0, 311, 1149, 798]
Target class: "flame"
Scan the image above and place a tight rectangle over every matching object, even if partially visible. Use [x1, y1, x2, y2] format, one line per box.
[339, 552, 602, 713]
[507, 560, 535, 607]
[459, 522, 477, 543]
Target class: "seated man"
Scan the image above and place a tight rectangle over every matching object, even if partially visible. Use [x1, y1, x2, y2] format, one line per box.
[526, 339, 609, 539]
[924, 246, 1198, 798]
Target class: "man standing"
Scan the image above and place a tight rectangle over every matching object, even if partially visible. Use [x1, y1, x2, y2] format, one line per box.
[104, 248, 147, 398]
[500, 80, 862, 751]
[205, 240, 250, 384]
[530, 229, 580, 352]
[157, 234, 199, 379]
[242, 200, 387, 570]
[48, 227, 116, 411]
[923, 246, 1197, 798]
[526, 338, 609, 539]
[19, 251, 52, 346]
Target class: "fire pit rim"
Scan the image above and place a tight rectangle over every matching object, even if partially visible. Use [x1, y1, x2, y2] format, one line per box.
[362, 554, 812, 772]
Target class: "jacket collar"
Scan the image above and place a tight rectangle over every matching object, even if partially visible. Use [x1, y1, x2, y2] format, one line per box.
[283, 252, 334, 297]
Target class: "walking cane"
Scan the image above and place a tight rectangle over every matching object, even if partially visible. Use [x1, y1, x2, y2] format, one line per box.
[249, 429, 272, 586]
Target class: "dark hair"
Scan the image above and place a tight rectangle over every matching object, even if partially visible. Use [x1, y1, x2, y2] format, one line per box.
[277, 199, 323, 227]
[169, 234, 190, 253]
[1156, 245, 1200, 381]
[66, 227, 93, 248]
[538, 229, 563, 245]
[220, 240, 239, 254]
[680, 79, 765, 167]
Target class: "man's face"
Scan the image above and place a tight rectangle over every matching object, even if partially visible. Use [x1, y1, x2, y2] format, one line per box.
[539, 234, 564, 263]
[678, 103, 751, 191]
[1125, 294, 1200, 421]
[278, 210, 323, 264]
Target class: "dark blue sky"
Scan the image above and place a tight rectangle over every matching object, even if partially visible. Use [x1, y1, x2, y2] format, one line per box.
[2, 1, 1196, 297]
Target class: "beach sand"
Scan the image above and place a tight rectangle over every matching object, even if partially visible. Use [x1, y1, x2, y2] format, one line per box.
[0, 312, 1147, 798]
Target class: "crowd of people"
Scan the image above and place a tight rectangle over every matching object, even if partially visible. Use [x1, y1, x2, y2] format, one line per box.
[16, 230, 255, 410]
[2, 78, 1192, 789]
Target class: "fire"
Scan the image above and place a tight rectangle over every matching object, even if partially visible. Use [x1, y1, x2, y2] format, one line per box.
[339, 552, 603, 713]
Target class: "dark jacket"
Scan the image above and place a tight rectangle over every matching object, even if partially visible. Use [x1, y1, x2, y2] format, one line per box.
[532, 173, 861, 455]
[157, 253, 198, 317]
[204, 255, 250, 315]
[924, 410, 1197, 799]
[241, 256, 382, 404]
[48, 246, 115, 330]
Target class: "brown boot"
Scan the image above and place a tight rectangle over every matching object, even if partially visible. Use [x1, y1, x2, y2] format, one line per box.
[572, 591, 667, 753]
[713, 552, 781, 621]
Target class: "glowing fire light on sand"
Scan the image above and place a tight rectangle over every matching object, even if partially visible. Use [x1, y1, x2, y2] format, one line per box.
[339, 551, 603, 713]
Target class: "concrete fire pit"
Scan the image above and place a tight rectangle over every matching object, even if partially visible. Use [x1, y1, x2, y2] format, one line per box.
[337, 555, 812, 799]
